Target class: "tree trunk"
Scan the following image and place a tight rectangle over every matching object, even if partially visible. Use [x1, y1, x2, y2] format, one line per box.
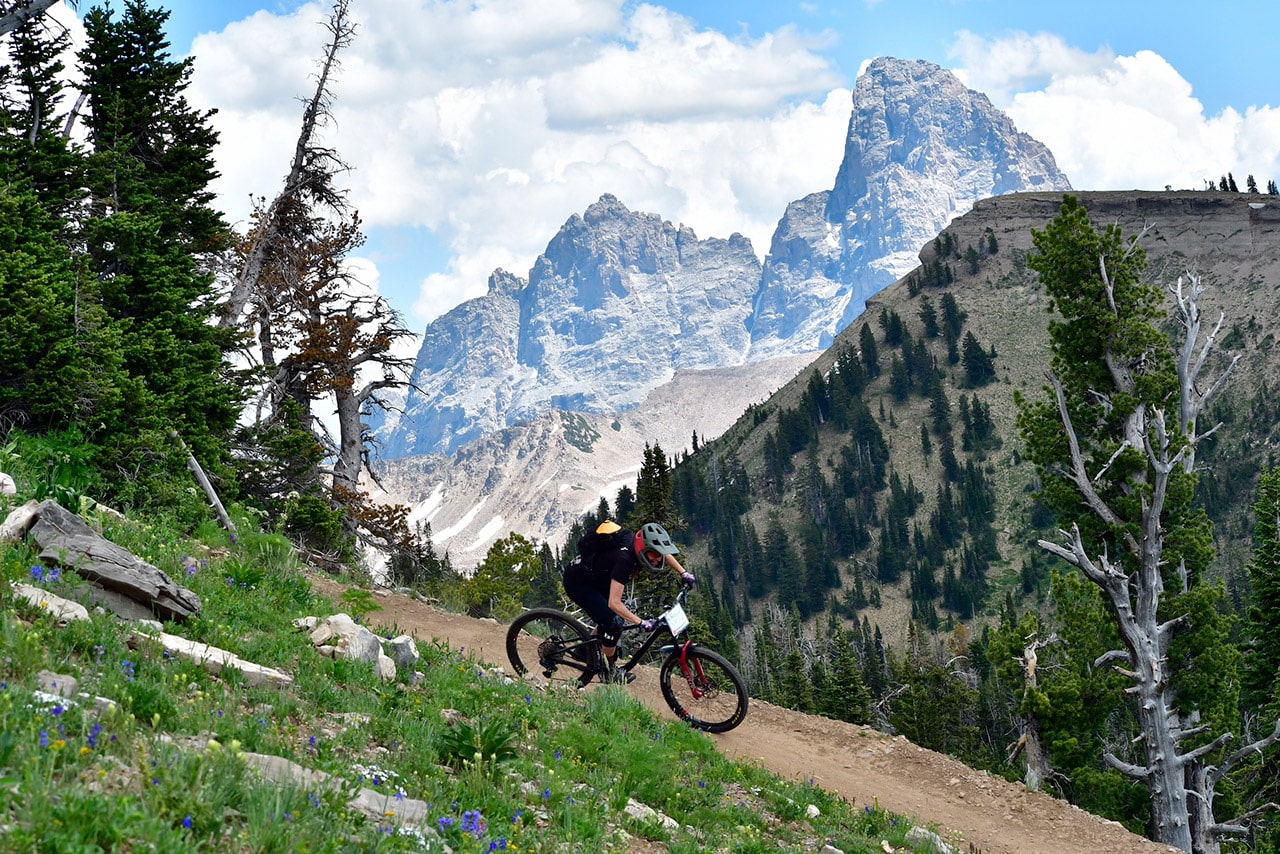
[332, 383, 362, 496]
[1016, 637, 1053, 792]
[0, 0, 60, 37]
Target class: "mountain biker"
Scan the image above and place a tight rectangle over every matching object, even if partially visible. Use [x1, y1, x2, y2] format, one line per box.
[562, 520, 695, 684]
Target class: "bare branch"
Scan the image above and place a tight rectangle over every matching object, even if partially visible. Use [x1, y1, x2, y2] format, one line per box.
[1208, 717, 1280, 787]
[1103, 752, 1151, 780]
[1045, 372, 1122, 525]
[0, 0, 60, 37]
[1178, 731, 1233, 765]
[1093, 649, 1131, 669]
[220, 0, 356, 330]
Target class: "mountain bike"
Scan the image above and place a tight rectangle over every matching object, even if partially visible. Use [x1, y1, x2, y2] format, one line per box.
[505, 584, 749, 733]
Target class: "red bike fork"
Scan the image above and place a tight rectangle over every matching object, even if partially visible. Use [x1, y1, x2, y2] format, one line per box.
[676, 642, 707, 698]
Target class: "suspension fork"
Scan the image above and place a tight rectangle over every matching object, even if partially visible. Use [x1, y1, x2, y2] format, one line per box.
[675, 641, 708, 698]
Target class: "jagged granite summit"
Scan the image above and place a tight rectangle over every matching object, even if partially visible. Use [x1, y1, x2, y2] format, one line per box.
[372, 57, 1074, 567]
[378, 57, 1071, 461]
[377, 195, 761, 459]
[747, 57, 1072, 360]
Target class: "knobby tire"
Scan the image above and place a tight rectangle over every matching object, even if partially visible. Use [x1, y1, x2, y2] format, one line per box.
[659, 646, 749, 733]
[506, 608, 596, 688]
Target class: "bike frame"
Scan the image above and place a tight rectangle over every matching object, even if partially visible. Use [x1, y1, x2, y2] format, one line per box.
[615, 585, 705, 687]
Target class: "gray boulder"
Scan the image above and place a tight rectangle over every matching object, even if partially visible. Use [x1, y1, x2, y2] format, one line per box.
[24, 500, 201, 622]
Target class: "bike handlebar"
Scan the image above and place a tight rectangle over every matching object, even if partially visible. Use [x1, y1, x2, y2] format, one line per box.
[622, 582, 693, 632]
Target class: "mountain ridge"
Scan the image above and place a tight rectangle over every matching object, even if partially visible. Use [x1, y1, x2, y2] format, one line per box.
[377, 57, 1070, 462]
[372, 56, 1072, 570]
[680, 189, 1280, 648]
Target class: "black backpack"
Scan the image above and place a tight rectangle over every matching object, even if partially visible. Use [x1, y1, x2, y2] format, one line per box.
[573, 526, 632, 573]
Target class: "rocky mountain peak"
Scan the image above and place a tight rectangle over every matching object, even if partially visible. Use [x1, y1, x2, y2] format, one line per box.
[380, 194, 762, 460]
[374, 57, 1074, 567]
[746, 56, 1072, 360]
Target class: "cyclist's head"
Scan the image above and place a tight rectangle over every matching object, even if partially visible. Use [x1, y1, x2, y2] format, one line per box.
[634, 522, 678, 572]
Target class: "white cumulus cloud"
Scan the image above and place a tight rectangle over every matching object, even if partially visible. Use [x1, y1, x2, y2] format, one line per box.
[185, 0, 850, 326]
[950, 31, 1280, 193]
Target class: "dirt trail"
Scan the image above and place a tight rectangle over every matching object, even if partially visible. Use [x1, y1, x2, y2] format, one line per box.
[308, 576, 1178, 854]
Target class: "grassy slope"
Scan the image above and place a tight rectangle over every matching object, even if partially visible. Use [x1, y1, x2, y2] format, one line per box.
[0, 503, 942, 853]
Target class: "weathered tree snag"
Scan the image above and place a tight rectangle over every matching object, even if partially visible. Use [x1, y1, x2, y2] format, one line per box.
[171, 430, 236, 533]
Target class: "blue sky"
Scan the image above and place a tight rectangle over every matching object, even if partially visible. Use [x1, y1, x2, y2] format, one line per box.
[68, 1, 1280, 331]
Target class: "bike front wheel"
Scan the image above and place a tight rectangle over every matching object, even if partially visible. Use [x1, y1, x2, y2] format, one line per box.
[659, 646, 748, 733]
[506, 608, 596, 688]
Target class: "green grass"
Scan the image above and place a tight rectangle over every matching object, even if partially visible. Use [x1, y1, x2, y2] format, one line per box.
[0, 503, 946, 853]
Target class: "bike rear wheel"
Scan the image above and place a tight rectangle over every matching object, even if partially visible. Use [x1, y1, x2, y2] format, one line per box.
[506, 609, 597, 688]
[659, 646, 748, 733]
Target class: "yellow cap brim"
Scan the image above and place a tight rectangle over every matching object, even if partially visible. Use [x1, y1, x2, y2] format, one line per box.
[596, 520, 622, 534]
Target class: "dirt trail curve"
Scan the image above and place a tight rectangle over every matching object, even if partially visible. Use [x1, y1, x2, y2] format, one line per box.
[308, 576, 1177, 854]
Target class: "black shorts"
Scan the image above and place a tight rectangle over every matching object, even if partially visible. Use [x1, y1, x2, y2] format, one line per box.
[562, 560, 622, 644]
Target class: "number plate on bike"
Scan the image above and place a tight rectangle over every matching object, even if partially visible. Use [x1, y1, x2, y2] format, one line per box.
[664, 603, 689, 635]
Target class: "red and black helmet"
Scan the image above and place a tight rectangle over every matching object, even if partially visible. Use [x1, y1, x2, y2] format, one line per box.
[634, 522, 678, 572]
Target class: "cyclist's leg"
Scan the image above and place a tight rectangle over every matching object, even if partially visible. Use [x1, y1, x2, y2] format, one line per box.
[562, 566, 619, 668]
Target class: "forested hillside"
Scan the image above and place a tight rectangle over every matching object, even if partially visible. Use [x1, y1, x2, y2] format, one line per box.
[624, 190, 1280, 848]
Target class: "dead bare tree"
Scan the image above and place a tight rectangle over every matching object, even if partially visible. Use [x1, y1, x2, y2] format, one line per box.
[219, 0, 352, 331]
[222, 0, 416, 563]
[0, 0, 62, 38]
[1032, 271, 1272, 853]
[1019, 197, 1278, 853]
[1005, 631, 1058, 792]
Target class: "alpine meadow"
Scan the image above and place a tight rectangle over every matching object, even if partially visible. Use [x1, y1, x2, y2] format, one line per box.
[6, 2, 1280, 853]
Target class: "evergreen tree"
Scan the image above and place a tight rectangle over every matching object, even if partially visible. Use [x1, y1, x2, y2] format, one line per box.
[888, 629, 983, 763]
[462, 532, 539, 618]
[633, 442, 675, 529]
[1017, 195, 1251, 852]
[1239, 468, 1280, 840]
[764, 516, 799, 605]
[77, 0, 242, 500]
[927, 373, 951, 436]
[940, 291, 965, 340]
[523, 541, 563, 608]
[823, 624, 872, 723]
[777, 648, 815, 713]
[1244, 468, 1280, 708]
[613, 484, 636, 523]
[0, 187, 124, 435]
[961, 331, 997, 386]
[918, 295, 939, 338]
[887, 354, 910, 401]
[0, 17, 84, 220]
[858, 322, 879, 378]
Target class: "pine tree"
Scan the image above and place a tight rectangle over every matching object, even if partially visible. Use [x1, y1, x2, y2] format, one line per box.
[0, 18, 84, 220]
[777, 648, 815, 713]
[633, 442, 676, 529]
[1244, 469, 1280, 708]
[918, 295, 939, 338]
[858, 322, 879, 378]
[1017, 195, 1253, 852]
[960, 331, 996, 386]
[77, 0, 241, 499]
[0, 188, 125, 434]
